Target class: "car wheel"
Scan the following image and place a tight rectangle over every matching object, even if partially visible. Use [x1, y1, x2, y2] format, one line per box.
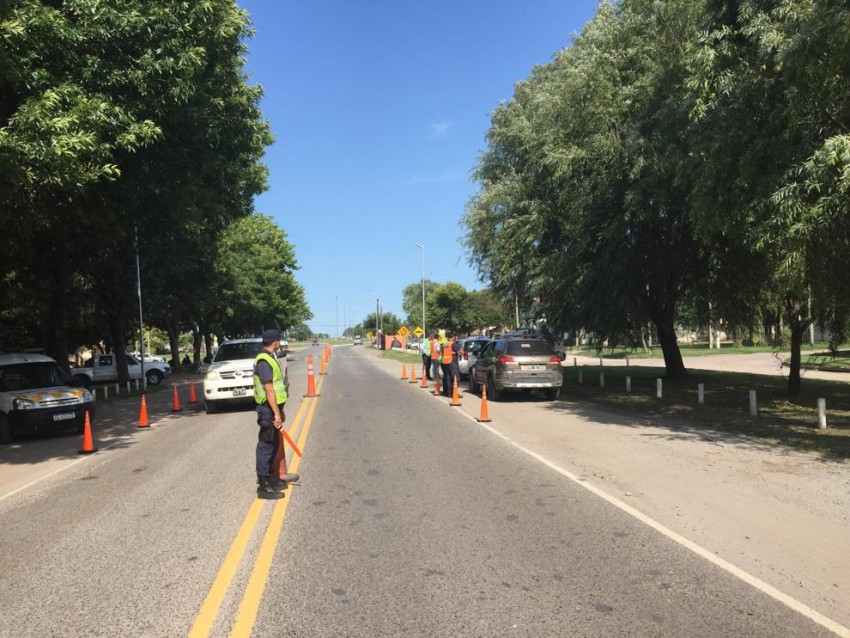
[487, 376, 502, 401]
[205, 400, 218, 414]
[468, 372, 478, 394]
[146, 370, 163, 386]
[545, 387, 560, 401]
[0, 414, 12, 444]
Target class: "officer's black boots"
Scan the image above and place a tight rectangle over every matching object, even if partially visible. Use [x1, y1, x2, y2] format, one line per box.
[257, 475, 285, 499]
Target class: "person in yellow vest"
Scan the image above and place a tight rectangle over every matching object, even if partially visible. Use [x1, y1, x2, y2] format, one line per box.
[253, 329, 299, 499]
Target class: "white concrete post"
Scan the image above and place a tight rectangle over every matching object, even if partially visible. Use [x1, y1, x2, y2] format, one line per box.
[135, 379, 140, 391]
[698, 383, 704, 405]
[817, 398, 827, 429]
[126, 381, 131, 393]
[749, 390, 758, 417]
[626, 376, 631, 392]
[626, 355, 630, 368]
[599, 356, 603, 367]
[599, 372, 605, 388]
[104, 385, 109, 399]
[656, 378, 662, 399]
[573, 357, 577, 367]
[114, 383, 120, 396]
[578, 369, 583, 384]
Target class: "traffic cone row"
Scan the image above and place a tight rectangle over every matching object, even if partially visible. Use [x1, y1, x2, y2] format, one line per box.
[420, 365, 429, 388]
[171, 383, 182, 412]
[450, 375, 462, 407]
[409, 366, 417, 384]
[476, 384, 492, 422]
[401, 362, 407, 380]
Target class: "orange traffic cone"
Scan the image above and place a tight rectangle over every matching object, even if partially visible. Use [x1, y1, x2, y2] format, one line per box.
[476, 384, 492, 422]
[188, 382, 198, 404]
[172, 384, 182, 412]
[432, 374, 441, 396]
[450, 375, 462, 406]
[401, 362, 407, 380]
[78, 411, 97, 454]
[138, 394, 150, 428]
[320, 355, 328, 376]
[409, 366, 417, 384]
[420, 365, 429, 388]
[303, 355, 319, 397]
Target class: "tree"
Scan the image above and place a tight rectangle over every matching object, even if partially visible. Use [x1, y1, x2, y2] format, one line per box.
[401, 279, 439, 330]
[214, 214, 311, 338]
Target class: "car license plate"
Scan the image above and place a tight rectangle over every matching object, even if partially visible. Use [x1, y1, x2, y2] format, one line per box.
[523, 365, 542, 371]
[53, 412, 75, 422]
[232, 388, 247, 397]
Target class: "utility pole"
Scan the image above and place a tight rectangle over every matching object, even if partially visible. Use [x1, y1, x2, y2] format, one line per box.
[414, 243, 425, 339]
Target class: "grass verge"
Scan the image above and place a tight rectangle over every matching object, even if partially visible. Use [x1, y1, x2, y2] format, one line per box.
[563, 365, 850, 458]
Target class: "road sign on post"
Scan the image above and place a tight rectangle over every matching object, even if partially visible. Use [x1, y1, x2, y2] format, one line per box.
[413, 327, 424, 337]
[398, 326, 410, 337]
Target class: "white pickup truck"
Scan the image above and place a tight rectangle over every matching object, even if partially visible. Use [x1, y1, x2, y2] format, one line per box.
[70, 353, 171, 388]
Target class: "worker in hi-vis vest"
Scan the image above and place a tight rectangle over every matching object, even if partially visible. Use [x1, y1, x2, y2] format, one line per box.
[441, 333, 458, 397]
[429, 333, 442, 385]
[252, 328, 299, 499]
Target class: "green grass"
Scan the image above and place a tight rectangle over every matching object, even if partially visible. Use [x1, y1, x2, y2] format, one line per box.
[563, 365, 850, 458]
[574, 342, 840, 360]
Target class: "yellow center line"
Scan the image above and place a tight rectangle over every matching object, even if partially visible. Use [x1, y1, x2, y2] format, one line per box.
[189, 376, 323, 637]
[229, 375, 325, 636]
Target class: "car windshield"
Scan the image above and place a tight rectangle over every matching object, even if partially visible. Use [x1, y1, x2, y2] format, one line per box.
[213, 341, 264, 362]
[0, 362, 69, 391]
[506, 340, 554, 356]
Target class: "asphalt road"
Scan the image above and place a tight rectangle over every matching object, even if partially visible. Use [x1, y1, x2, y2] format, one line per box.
[0, 346, 839, 637]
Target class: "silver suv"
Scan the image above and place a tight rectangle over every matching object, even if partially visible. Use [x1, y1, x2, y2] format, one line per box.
[468, 337, 563, 400]
[202, 338, 288, 414]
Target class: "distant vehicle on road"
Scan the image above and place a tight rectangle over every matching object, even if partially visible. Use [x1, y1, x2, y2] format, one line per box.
[0, 353, 95, 444]
[353, 335, 363, 345]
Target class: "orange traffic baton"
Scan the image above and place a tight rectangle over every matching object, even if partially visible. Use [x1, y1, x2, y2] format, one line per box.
[280, 427, 302, 458]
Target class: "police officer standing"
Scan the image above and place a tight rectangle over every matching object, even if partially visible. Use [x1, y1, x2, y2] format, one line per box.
[253, 329, 299, 499]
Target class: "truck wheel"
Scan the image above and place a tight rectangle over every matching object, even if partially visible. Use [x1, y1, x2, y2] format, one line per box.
[545, 387, 560, 401]
[0, 414, 12, 444]
[146, 370, 164, 386]
[205, 400, 218, 414]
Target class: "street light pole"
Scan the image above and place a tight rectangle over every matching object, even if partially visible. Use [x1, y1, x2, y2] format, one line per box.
[414, 243, 425, 339]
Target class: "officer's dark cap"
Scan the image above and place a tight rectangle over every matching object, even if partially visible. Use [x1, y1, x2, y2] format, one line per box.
[262, 329, 281, 345]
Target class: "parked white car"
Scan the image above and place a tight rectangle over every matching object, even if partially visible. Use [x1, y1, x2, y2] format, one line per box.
[202, 338, 288, 414]
[0, 353, 95, 444]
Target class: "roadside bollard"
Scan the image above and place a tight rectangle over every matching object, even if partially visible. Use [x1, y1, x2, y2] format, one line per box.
[626, 376, 631, 393]
[578, 369, 583, 384]
[817, 398, 826, 429]
[656, 378, 662, 399]
[698, 383, 704, 405]
[599, 372, 605, 388]
[749, 390, 758, 417]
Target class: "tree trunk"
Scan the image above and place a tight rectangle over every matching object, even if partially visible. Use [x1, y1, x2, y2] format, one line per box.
[110, 316, 129, 384]
[165, 313, 181, 368]
[785, 296, 811, 396]
[655, 315, 687, 379]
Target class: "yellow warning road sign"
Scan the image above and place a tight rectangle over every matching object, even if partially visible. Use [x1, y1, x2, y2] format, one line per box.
[413, 327, 424, 337]
[397, 326, 409, 337]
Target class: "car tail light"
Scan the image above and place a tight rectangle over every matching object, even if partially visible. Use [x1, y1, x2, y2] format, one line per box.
[549, 356, 560, 363]
[498, 356, 515, 364]
[463, 352, 468, 360]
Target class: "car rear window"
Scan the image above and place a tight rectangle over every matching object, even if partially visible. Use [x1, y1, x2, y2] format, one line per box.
[465, 340, 487, 354]
[506, 340, 554, 356]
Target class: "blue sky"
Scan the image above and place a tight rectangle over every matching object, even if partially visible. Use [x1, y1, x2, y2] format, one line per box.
[237, 0, 600, 336]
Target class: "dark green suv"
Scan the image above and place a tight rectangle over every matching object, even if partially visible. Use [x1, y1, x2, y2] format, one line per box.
[468, 337, 563, 400]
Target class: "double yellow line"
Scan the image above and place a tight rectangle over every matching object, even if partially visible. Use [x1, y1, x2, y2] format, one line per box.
[189, 375, 325, 637]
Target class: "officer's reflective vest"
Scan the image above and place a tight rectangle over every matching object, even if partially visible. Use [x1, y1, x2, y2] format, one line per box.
[430, 339, 441, 359]
[442, 340, 454, 365]
[253, 352, 288, 405]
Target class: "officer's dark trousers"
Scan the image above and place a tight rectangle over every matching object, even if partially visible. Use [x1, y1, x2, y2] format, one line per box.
[256, 402, 283, 477]
[421, 353, 432, 379]
[448, 362, 460, 396]
[441, 363, 452, 396]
